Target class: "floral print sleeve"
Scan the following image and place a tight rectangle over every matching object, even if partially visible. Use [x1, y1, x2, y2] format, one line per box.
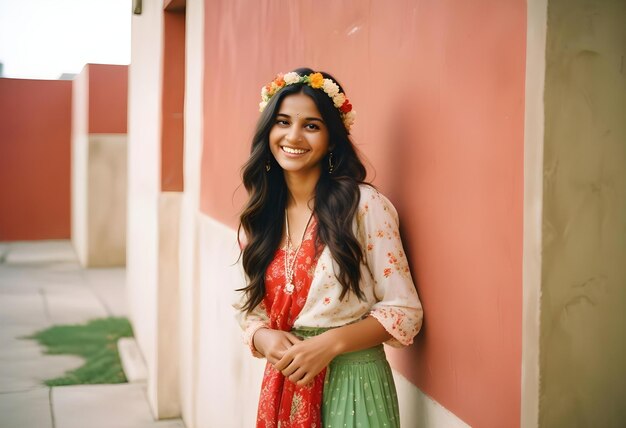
[233, 298, 269, 358]
[357, 186, 423, 347]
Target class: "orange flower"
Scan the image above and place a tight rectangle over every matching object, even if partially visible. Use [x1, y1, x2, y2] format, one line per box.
[384, 268, 392, 278]
[273, 74, 285, 88]
[308, 72, 324, 88]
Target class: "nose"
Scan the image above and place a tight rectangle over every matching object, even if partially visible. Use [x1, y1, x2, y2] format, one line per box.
[285, 123, 303, 144]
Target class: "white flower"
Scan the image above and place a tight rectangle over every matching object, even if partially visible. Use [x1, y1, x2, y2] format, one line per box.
[333, 93, 346, 108]
[261, 86, 268, 98]
[283, 72, 301, 85]
[259, 100, 268, 112]
[322, 79, 340, 97]
[343, 111, 356, 129]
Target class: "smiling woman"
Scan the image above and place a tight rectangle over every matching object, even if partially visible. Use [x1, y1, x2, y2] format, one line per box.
[269, 93, 330, 186]
[234, 67, 423, 427]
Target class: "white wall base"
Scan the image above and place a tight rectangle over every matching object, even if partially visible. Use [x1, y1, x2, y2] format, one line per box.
[393, 370, 471, 428]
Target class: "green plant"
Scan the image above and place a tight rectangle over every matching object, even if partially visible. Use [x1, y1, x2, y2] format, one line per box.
[23, 316, 134, 386]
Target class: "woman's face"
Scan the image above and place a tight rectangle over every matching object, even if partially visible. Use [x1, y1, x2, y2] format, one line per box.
[269, 92, 330, 178]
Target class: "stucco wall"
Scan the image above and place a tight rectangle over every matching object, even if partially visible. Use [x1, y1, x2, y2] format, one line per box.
[540, 0, 626, 426]
[199, 1, 526, 427]
[177, 0, 204, 424]
[0, 78, 71, 241]
[127, 0, 164, 418]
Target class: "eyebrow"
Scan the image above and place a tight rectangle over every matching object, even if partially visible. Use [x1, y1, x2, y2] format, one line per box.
[276, 113, 324, 123]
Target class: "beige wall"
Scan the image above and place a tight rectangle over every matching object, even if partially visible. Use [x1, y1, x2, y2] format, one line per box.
[194, 216, 265, 427]
[156, 192, 181, 418]
[127, 0, 164, 418]
[87, 134, 127, 267]
[540, 0, 626, 426]
[177, 0, 204, 425]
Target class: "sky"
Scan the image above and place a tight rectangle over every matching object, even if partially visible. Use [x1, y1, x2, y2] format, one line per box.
[0, 0, 131, 79]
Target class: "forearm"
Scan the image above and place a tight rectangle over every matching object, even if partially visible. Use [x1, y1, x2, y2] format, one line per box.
[321, 316, 392, 356]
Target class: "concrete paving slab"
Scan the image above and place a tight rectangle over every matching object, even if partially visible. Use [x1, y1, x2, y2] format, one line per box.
[0, 324, 48, 346]
[0, 242, 173, 427]
[4, 240, 77, 264]
[0, 387, 53, 428]
[52, 383, 185, 428]
[0, 266, 44, 292]
[0, 262, 82, 293]
[83, 268, 129, 317]
[0, 349, 84, 393]
[44, 290, 109, 325]
[0, 337, 44, 360]
[0, 293, 48, 326]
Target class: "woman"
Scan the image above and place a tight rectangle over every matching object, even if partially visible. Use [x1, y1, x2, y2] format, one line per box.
[235, 67, 423, 427]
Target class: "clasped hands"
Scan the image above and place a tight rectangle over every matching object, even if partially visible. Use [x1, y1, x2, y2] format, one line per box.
[252, 328, 339, 386]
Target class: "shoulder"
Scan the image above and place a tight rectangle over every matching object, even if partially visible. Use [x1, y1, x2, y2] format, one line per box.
[357, 184, 399, 223]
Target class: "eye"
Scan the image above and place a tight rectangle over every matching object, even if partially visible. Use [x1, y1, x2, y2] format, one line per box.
[305, 123, 320, 130]
[275, 119, 290, 126]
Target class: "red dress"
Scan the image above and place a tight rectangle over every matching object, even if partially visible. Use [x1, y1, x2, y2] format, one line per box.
[256, 216, 326, 428]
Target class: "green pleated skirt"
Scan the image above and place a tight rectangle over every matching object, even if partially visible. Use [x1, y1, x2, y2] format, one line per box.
[294, 327, 400, 428]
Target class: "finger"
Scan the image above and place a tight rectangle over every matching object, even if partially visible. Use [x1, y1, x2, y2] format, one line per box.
[288, 367, 307, 384]
[296, 372, 315, 387]
[274, 353, 293, 372]
[280, 359, 299, 377]
[285, 332, 302, 345]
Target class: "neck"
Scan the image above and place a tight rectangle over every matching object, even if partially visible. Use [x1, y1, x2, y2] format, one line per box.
[283, 168, 321, 209]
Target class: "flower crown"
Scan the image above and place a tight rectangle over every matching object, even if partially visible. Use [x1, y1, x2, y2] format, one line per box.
[259, 71, 356, 131]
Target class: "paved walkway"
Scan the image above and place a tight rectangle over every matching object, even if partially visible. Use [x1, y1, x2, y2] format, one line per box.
[0, 240, 185, 428]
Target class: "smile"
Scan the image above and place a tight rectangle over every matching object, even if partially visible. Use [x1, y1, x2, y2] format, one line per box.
[282, 146, 309, 154]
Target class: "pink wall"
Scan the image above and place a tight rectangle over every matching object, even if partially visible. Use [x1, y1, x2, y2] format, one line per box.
[200, 1, 526, 426]
[0, 78, 72, 241]
[88, 64, 128, 134]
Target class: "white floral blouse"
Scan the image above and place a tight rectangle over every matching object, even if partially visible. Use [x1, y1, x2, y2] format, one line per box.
[235, 184, 423, 356]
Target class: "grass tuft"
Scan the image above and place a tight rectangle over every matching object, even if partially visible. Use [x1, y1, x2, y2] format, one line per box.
[22, 317, 134, 386]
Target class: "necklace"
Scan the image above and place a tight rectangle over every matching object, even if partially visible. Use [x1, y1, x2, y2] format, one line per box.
[283, 208, 314, 295]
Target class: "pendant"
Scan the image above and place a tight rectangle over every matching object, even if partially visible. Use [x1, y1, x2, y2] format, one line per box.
[284, 282, 295, 294]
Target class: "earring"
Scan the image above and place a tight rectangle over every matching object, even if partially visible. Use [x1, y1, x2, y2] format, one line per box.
[265, 159, 271, 172]
[328, 152, 335, 174]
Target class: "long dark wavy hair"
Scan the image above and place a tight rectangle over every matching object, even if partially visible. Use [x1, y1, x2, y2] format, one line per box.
[238, 67, 369, 313]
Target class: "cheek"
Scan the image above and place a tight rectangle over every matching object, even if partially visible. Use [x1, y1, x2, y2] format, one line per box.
[316, 132, 330, 151]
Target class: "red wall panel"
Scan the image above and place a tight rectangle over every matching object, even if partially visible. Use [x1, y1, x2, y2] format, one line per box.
[201, 1, 526, 426]
[88, 64, 128, 134]
[0, 78, 72, 240]
[161, 11, 185, 192]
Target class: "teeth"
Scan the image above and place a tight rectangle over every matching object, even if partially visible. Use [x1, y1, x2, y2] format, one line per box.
[283, 146, 308, 154]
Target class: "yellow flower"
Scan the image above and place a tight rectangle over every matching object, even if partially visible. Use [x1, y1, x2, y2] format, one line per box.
[308, 72, 324, 88]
